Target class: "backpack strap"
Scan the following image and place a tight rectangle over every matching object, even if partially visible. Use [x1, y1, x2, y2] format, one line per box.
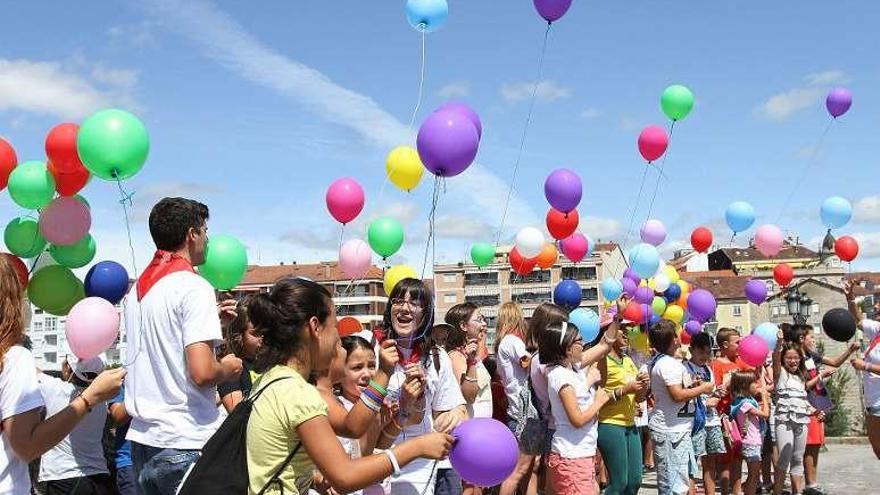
[256, 442, 303, 495]
[249, 376, 294, 403]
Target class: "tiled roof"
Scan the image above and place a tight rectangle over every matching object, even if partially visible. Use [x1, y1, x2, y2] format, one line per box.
[681, 271, 751, 301]
[239, 262, 384, 286]
[716, 245, 818, 263]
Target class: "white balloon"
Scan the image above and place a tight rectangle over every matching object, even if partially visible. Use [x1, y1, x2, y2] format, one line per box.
[654, 273, 671, 292]
[654, 262, 668, 278]
[515, 227, 545, 259]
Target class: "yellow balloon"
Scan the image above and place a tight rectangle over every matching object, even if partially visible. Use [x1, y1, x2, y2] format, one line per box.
[384, 264, 418, 295]
[677, 280, 689, 293]
[647, 278, 657, 290]
[663, 304, 684, 323]
[664, 265, 680, 283]
[386, 146, 425, 192]
[631, 331, 650, 353]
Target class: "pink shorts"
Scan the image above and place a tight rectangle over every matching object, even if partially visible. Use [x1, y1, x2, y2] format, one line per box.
[547, 452, 599, 495]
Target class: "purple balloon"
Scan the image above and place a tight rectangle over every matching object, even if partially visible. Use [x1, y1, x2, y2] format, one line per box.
[634, 286, 654, 305]
[684, 319, 703, 336]
[450, 418, 518, 487]
[641, 304, 653, 325]
[826, 88, 852, 118]
[744, 279, 768, 305]
[533, 0, 573, 23]
[622, 277, 638, 297]
[544, 168, 582, 213]
[623, 268, 641, 284]
[435, 101, 482, 138]
[687, 289, 717, 323]
[417, 109, 480, 177]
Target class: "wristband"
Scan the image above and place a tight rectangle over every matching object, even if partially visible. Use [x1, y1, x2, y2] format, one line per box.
[603, 333, 617, 345]
[466, 358, 478, 367]
[384, 449, 402, 477]
[369, 380, 388, 396]
[463, 376, 478, 383]
[77, 393, 93, 412]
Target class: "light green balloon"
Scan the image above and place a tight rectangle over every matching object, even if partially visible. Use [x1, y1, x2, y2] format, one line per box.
[4, 217, 47, 258]
[28, 265, 81, 315]
[198, 235, 248, 290]
[8, 161, 55, 209]
[367, 217, 404, 259]
[661, 84, 695, 121]
[470, 243, 495, 268]
[652, 296, 667, 316]
[77, 109, 150, 180]
[49, 234, 96, 269]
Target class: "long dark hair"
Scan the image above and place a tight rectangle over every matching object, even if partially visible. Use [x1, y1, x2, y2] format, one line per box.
[223, 294, 256, 358]
[444, 302, 479, 351]
[538, 321, 580, 366]
[0, 256, 23, 372]
[249, 278, 334, 373]
[526, 303, 568, 352]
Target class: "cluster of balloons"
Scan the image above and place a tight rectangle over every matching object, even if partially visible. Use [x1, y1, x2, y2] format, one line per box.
[636, 85, 694, 163]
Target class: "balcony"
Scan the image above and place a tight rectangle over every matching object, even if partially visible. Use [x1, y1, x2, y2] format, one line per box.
[510, 270, 551, 284]
[561, 266, 597, 281]
[464, 272, 499, 286]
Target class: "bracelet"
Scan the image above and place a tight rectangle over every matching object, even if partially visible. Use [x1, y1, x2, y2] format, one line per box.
[383, 449, 402, 477]
[369, 380, 388, 396]
[463, 376, 478, 383]
[77, 393, 93, 412]
[603, 333, 617, 345]
[360, 394, 382, 413]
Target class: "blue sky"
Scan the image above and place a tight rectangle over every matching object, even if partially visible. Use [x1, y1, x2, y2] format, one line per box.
[1, 0, 879, 277]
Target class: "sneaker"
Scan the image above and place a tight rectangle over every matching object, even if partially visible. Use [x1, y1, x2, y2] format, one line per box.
[803, 486, 827, 495]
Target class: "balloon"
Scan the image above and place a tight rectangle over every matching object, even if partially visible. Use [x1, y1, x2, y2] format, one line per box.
[690, 227, 713, 253]
[664, 283, 682, 303]
[825, 88, 852, 118]
[544, 168, 582, 214]
[630, 327, 649, 353]
[8, 161, 55, 209]
[470, 243, 495, 268]
[623, 268, 641, 284]
[198, 235, 248, 290]
[47, 160, 90, 197]
[405, 0, 448, 33]
[560, 233, 589, 263]
[28, 265, 82, 316]
[569, 308, 600, 342]
[339, 239, 372, 279]
[77, 109, 149, 180]
[663, 304, 684, 324]
[0, 253, 28, 287]
[687, 289, 717, 323]
[0, 137, 18, 191]
[820, 196, 852, 229]
[325, 178, 365, 225]
[739, 335, 770, 368]
[532, 0, 573, 23]
[384, 265, 417, 295]
[637, 125, 668, 162]
[652, 296, 668, 316]
[680, 329, 692, 345]
[834, 236, 859, 262]
[773, 263, 794, 287]
[628, 243, 660, 279]
[386, 146, 425, 192]
[634, 286, 654, 305]
[754, 224, 784, 257]
[450, 418, 518, 487]
[725, 201, 755, 233]
[640, 219, 667, 246]
[622, 302, 644, 324]
[684, 320, 703, 336]
[49, 234, 96, 269]
[367, 217, 405, 259]
[821, 308, 856, 342]
[601, 279, 623, 301]
[515, 227, 545, 259]
[664, 265, 680, 283]
[675, 280, 690, 302]
[553, 280, 582, 310]
[417, 108, 480, 177]
[39, 197, 91, 246]
[536, 243, 558, 269]
[338, 316, 363, 338]
[744, 279, 768, 305]
[65, 297, 120, 360]
[622, 277, 638, 297]
[84, 261, 129, 305]
[653, 273, 671, 293]
[435, 101, 482, 138]
[509, 248, 536, 276]
[4, 217, 47, 258]
[546, 208, 579, 240]
[45, 123, 84, 173]
[661, 85, 695, 121]
[752, 322, 779, 351]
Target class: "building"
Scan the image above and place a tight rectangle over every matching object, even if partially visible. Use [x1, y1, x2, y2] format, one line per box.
[28, 305, 127, 372]
[433, 243, 627, 349]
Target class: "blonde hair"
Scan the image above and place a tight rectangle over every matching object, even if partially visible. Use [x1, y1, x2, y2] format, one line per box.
[0, 256, 25, 372]
[494, 301, 526, 352]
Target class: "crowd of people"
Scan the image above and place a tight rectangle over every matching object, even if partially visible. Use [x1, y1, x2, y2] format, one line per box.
[0, 196, 878, 495]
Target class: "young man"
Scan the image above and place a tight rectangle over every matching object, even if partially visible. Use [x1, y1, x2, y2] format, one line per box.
[710, 327, 748, 495]
[124, 198, 242, 495]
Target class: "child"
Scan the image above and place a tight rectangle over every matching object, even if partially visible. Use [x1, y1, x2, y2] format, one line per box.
[539, 320, 610, 495]
[729, 372, 770, 495]
[685, 333, 725, 495]
[710, 327, 746, 495]
[219, 295, 263, 412]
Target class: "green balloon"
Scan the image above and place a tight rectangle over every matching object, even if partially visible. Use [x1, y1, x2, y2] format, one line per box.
[49, 234, 96, 268]
[28, 265, 81, 315]
[470, 243, 495, 268]
[660, 84, 695, 121]
[199, 235, 248, 290]
[74, 194, 90, 209]
[367, 217, 404, 258]
[77, 109, 150, 180]
[8, 161, 56, 209]
[652, 296, 667, 316]
[4, 217, 47, 258]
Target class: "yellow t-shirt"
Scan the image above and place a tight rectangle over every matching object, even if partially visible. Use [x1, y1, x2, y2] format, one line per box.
[598, 354, 639, 426]
[247, 365, 328, 495]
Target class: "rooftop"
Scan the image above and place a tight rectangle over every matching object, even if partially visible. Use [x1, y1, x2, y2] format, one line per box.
[715, 244, 819, 264]
[681, 271, 751, 301]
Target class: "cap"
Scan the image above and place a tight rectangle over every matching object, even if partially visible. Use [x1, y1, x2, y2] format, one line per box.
[66, 354, 106, 383]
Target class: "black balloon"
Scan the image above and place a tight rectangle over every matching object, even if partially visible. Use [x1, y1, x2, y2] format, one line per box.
[821, 308, 856, 342]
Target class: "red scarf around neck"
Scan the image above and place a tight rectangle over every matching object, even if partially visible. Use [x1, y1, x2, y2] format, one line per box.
[136, 250, 195, 301]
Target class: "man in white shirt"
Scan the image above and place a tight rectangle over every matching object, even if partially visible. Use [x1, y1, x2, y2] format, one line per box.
[124, 198, 242, 495]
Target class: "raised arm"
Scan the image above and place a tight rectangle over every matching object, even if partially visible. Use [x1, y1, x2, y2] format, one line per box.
[772, 330, 784, 383]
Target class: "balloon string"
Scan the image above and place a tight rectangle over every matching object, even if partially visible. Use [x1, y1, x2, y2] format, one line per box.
[495, 22, 553, 247]
[421, 176, 442, 279]
[620, 166, 651, 254]
[408, 29, 427, 131]
[644, 119, 677, 221]
[775, 119, 835, 223]
[113, 174, 140, 277]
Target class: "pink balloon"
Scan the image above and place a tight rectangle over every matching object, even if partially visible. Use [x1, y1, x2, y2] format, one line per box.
[560, 232, 589, 263]
[65, 297, 120, 360]
[326, 178, 365, 225]
[39, 196, 91, 246]
[754, 224, 784, 257]
[637, 125, 669, 163]
[339, 239, 372, 279]
[739, 334, 770, 368]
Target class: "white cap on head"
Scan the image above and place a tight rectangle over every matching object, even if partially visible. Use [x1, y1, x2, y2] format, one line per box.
[66, 354, 106, 383]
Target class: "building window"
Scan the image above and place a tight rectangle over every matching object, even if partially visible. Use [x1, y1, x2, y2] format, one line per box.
[465, 294, 500, 307]
[443, 274, 456, 283]
[511, 291, 552, 304]
[771, 306, 781, 317]
[733, 305, 742, 317]
[561, 267, 597, 281]
[44, 352, 57, 363]
[337, 304, 371, 316]
[464, 272, 498, 286]
[510, 270, 551, 284]
[485, 316, 497, 329]
[45, 335, 57, 346]
[32, 321, 43, 333]
[444, 294, 457, 304]
[735, 325, 743, 332]
[581, 287, 598, 301]
[812, 303, 820, 315]
[45, 317, 57, 332]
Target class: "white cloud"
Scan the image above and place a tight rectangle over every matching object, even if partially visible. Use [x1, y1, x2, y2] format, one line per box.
[433, 215, 493, 240]
[757, 70, 849, 121]
[854, 196, 880, 225]
[580, 216, 622, 241]
[106, 21, 160, 48]
[500, 80, 570, 103]
[804, 70, 849, 86]
[581, 108, 601, 119]
[852, 232, 880, 259]
[131, 182, 221, 221]
[90, 65, 139, 89]
[437, 82, 470, 99]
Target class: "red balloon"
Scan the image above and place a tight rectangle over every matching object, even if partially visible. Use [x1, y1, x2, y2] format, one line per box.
[1, 253, 28, 287]
[690, 227, 713, 253]
[509, 247, 536, 276]
[0, 137, 17, 191]
[680, 330, 692, 345]
[48, 160, 90, 197]
[45, 123, 83, 173]
[622, 301, 644, 324]
[835, 236, 859, 262]
[338, 316, 363, 337]
[546, 208, 579, 241]
[773, 263, 794, 287]
[637, 125, 669, 163]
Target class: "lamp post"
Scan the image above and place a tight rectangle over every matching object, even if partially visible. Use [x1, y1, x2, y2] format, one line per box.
[785, 289, 813, 325]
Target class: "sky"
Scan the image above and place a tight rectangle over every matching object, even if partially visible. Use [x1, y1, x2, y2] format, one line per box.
[1, 0, 879, 279]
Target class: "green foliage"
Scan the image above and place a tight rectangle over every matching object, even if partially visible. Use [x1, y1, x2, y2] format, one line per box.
[824, 368, 852, 436]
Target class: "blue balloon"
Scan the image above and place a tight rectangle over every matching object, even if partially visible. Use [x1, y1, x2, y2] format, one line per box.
[601, 278, 623, 301]
[628, 243, 660, 279]
[820, 196, 852, 229]
[554, 279, 582, 310]
[752, 322, 779, 351]
[569, 308, 600, 343]
[649, 313, 661, 326]
[664, 283, 682, 302]
[84, 261, 130, 305]
[725, 201, 755, 233]
[405, 0, 448, 33]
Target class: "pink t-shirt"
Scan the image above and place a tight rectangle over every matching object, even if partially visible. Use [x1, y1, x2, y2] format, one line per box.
[735, 401, 762, 446]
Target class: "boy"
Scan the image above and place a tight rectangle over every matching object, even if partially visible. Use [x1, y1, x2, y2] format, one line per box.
[686, 333, 725, 495]
[710, 327, 748, 495]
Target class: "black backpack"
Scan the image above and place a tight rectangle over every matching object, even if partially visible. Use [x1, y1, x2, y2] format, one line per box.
[178, 377, 302, 495]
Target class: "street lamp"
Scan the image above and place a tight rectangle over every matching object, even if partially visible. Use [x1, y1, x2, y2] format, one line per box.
[785, 289, 813, 324]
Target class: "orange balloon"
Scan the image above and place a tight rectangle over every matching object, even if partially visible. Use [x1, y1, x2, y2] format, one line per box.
[536, 243, 558, 269]
[338, 316, 363, 337]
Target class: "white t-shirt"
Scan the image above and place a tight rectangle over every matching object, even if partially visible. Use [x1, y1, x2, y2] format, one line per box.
[547, 365, 597, 458]
[530, 356, 553, 428]
[469, 361, 493, 419]
[685, 361, 720, 427]
[0, 347, 45, 495]
[649, 355, 695, 434]
[124, 271, 225, 449]
[496, 335, 529, 419]
[38, 375, 109, 481]
[861, 319, 880, 409]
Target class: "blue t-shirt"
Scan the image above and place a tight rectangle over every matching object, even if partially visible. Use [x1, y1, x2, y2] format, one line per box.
[111, 387, 132, 469]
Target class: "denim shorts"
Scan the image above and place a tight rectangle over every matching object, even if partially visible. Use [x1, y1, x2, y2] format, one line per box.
[741, 443, 762, 463]
[651, 429, 693, 495]
[692, 425, 726, 457]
